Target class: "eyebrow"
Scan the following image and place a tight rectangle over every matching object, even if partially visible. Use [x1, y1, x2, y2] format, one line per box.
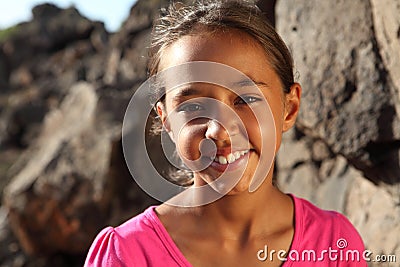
[171, 87, 201, 102]
[233, 79, 269, 88]
[171, 78, 269, 102]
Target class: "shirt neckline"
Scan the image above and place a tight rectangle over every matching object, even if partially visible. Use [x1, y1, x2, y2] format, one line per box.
[282, 194, 302, 266]
[145, 206, 193, 266]
[145, 194, 302, 267]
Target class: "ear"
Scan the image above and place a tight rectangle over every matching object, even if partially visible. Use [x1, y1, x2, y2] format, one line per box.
[156, 102, 175, 142]
[282, 83, 301, 132]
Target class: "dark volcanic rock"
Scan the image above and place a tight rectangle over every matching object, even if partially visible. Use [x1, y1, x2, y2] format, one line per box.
[276, 0, 400, 184]
[1, 4, 102, 70]
[0, 49, 9, 91]
[3, 83, 158, 255]
[0, 0, 165, 260]
[3, 83, 106, 255]
[276, 0, 400, 261]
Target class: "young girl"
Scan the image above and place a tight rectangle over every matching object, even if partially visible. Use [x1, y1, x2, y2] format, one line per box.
[85, 1, 366, 266]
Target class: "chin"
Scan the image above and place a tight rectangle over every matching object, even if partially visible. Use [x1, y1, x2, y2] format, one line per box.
[196, 170, 256, 195]
[225, 181, 252, 195]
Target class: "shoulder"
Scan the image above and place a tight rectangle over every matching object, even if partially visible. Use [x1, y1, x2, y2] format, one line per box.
[293, 195, 362, 236]
[84, 226, 126, 267]
[288, 195, 367, 265]
[292, 195, 366, 255]
[84, 206, 159, 267]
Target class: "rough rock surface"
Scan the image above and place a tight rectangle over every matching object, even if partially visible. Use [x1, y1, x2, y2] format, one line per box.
[277, 0, 400, 185]
[276, 0, 400, 265]
[370, 0, 400, 130]
[4, 83, 106, 255]
[0, 2, 162, 265]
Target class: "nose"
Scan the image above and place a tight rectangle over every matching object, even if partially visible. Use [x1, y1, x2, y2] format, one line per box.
[205, 120, 229, 142]
[203, 98, 241, 143]
[205, 116, 240, 143]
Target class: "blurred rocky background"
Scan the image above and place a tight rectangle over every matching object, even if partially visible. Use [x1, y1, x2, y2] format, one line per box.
[0, 0, 398, 266]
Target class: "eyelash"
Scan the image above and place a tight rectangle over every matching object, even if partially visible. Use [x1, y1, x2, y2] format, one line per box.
[234, 96, 262, 105]
[177, 103, 204, 112]
[177, 96, 262, 113]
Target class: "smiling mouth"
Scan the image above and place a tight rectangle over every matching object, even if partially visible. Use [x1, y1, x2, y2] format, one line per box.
[211, 149, 250, 165]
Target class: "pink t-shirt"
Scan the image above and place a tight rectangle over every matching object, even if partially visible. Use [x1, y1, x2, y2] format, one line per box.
[84, 195, 367, 266]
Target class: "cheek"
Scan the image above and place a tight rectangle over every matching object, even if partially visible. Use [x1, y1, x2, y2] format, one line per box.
[263, 92, 286, 148]
[175, 124, 205, 160]
[269, 102, 285, 152]
[244, 116, 261, 147]
[248, 102, 282, 154]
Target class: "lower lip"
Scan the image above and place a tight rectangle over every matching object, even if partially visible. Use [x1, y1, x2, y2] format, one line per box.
[209, 152, 251, 172]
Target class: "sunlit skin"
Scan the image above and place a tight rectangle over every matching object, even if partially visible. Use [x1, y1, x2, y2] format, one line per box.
[155, 29, 301, 267]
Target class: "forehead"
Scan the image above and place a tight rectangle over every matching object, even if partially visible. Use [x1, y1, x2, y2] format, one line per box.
[158, 28, 274, 75]
[157, 29, 282, 100]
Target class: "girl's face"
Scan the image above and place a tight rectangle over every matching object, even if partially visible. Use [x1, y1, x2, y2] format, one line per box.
[157, 29, 301, 194]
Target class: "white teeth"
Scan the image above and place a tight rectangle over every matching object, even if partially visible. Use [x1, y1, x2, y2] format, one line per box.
[234, 151, 241, 160]
[218, 156, 227, 164]
[213, 150, 250, 165]
[227, 154, 235, 163]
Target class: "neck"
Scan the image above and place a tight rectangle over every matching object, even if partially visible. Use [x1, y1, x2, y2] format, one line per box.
[190, 179, 292, 243]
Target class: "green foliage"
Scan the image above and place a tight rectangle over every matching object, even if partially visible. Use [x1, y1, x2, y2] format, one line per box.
[0, 25, 19, 43]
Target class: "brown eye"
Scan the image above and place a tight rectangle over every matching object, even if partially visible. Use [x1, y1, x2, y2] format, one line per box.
[178, 103, 204, 112]
[235, 95, 262, 105]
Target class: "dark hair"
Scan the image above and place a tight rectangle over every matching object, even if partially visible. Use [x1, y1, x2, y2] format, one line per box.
[148, 0, 295, 94]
